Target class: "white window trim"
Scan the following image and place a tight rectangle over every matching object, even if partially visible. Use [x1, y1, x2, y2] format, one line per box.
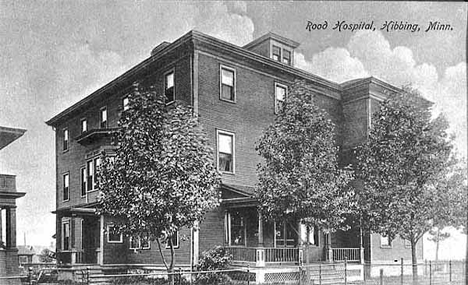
[86, 159, 95, 193]
[380, 235, 392, 248]
[63, 128, 69, 152]
[165, 231, 180, 249]
[216, 129, 235, 174]
[219, 65, 236, 103]
[80, 118, 87, 134]
[62, 219, 71, 251]
[107, 225, 123, 243]
[62, 172, 70, 202]
[100, 106, 108, 128]
[80, 166, 87, 197]
[122, 96, 130, 111]
[270, 42, 293, 66]
[164, 69, 176, 105]
[274, 83, 288, 114]
[129, 235, 151, 250]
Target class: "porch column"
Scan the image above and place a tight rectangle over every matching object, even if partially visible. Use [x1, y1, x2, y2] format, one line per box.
[6, 207, 16, 248]
[327, 233, 333, 263]
[258, 211, 264, 247]
[0, 208, 3, 247]
[359, 225, 364, 264]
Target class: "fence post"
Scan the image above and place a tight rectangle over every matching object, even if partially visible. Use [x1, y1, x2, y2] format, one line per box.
[178, 267, 182, 285]
[429, 260, 432, 285]
[380, 268, 383, 285]
[28, 267, 33, 285]
[344, 257, 348, 285]
[319, 263, 322, 285]
[449, 260, 452, 282]
[87, 266, 90, 285]
[247, 265, 250, 285]
[400, 258, 404, 285]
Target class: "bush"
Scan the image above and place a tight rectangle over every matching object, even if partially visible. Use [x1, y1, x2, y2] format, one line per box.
[195, 246, 232, 285]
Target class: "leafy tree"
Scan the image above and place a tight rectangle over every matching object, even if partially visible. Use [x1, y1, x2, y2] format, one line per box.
[255, 80, 354, 263]
[354, 87, 465, 283]
[97, 83, 221, 279]
[38, 248, 56, 263]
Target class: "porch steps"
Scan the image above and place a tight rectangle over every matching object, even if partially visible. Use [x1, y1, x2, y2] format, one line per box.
[308, 263, 346, 285]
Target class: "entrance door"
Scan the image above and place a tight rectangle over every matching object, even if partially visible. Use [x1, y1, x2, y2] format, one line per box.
[82, 217, 100, 264]
[275, 221, 297, 247]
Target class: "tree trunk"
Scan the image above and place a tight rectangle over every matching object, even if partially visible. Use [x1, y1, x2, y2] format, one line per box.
[411, 238, 418, 285]
[434, 230, 440, 271]
[168, 237, 175, 285]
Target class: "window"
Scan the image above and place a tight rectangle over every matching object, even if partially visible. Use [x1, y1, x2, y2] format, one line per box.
[300, 224, 319, 246]
[19, 256, 28, 265]
[164, 231, 179, 249]
[86, 160, 94, 191]
[80, 167, 86, 196]
[229, 211, 245, 246]
[404, 239, 411, 248]
[217, 131, 234, 173]
[275, 83, 287, 114]
[81, 119, 87, 133]
[63, 129, 69, 151]
[272, 45, 281, 61]
[93, 157, 101, 187]
[283, 49, 291, 65]
[107, 225, 123, 243]
[100, 107, 107, 128]
[123, 96, 129, 111]
[130, 233, 151, 250]
[165, 71, 175, 104]
[381, 235, 391, 247]
[220, 67, 235, 102]
[63, 173, 69, 201]
[62, 222, 70, 250]
[275, 221, 297, 247]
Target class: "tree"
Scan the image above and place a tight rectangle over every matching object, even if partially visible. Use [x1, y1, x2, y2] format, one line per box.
[97, 83, 220, 280]
[38, 248, 56, 263]
[255, 80, 354, 264]
[354, 87, 465, 283]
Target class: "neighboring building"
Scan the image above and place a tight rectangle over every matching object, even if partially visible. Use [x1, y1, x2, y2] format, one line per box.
[46, 31, 422, 282]
[17, 246, 35, 266]
[0, 126, 26, 283]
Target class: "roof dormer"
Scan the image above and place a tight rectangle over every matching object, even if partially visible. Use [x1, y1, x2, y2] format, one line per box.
[243, 32, 300, 66]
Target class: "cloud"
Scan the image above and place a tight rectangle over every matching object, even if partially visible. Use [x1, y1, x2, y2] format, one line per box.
[192, 1, 254, 46]
[296, 30, 467, 158]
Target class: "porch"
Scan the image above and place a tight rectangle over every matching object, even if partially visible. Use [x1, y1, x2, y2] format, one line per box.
[225, 246, 363, 266]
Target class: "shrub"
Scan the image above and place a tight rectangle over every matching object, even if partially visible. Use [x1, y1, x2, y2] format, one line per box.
[195, 246, 232, 285]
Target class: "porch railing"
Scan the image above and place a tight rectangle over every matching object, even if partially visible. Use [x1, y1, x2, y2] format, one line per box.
[225, 246, 256, 262]
[265, 247, 299, 263]
[331, 247, 360, 262]
[225, 247, 299, 264]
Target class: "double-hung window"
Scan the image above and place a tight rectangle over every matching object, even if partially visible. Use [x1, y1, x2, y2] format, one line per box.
[165, 71, 175, 104]
[107, 225, 123, 243]
[63, 129, 69, 151]
[63, 173, 69, 201]
[283, 49, 291, 65]
[130, 233, 151, 250]
[86, 160, 94, 191]
[122, 96, 129, 111]
[81, 119, 87, 133]
[272, 45, 281, 61]
[93, 157, 101, 187]
[217, 130, 234, 173]
[381, 235, 391, 247]
[62, 221, 70, 250]
[220, 67, 235, 102]
[275, 83, 287, 114]
[100, 107, 107, 128]
[80, 167, 86, 196]
[165, 231, 179, 249]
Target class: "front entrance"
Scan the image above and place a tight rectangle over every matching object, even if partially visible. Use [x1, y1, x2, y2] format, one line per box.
[82, 216, 100, 264]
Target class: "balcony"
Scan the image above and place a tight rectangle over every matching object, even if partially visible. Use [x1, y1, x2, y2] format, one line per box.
[76, 128, 118, 145]
[225, 247, 300, 267]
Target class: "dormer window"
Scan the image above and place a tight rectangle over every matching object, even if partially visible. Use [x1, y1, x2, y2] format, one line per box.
[283, 50, 291, 65]
[272, 46, 281, 61]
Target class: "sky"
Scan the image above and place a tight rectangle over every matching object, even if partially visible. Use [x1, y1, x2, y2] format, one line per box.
[0, 1, 466, 257]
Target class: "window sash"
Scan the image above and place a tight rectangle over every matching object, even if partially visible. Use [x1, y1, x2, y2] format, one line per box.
[272, 46, 281, 61]
[63, 129, 69, 151]
[218, 132, 234, 173]
[81, 119, 87, 133]
[275, 84, 287, 114]
[63, 174, 69, 201]
[107, 225, 123, 243]
[123, 97, 129, 111]
[283, 49, 291, 65]
[165, 72, 175, 103]
[220, 68, 235, 101]
[100, 108, 107, 128]
[80, 168, 86, 196]
[87, 160, 94, 191]
[63, 222, 70, 250]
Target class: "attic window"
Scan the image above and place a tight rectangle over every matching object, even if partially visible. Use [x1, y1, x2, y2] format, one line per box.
[283, 50, 291, 65]
[272, 46, 281, 62]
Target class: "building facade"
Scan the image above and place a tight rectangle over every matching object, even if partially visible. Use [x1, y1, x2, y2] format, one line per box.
[0, 126, 26, 284]
[46, 31, 422, 281]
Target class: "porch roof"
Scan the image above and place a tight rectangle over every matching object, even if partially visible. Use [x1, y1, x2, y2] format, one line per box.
[220, 183, 258, 208]
[53, 202, 98, 217]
